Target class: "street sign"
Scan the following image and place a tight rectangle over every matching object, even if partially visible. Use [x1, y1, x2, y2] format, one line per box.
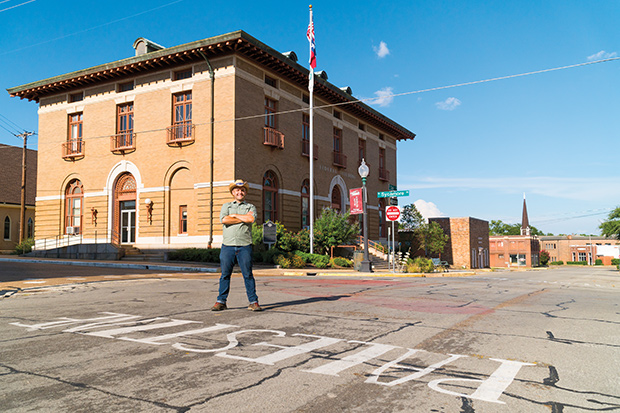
[389, 184, 397, 191]
[385, 205, 401, 221]
[377, 190, 409, 198]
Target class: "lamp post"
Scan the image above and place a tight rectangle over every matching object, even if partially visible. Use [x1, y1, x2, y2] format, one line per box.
[358, 159, 373, 272]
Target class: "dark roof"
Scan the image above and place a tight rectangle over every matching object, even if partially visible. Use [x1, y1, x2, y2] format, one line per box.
[7, 30, 415, 141]
[0, 144, 37, 206]
[521, 197, 530, 230]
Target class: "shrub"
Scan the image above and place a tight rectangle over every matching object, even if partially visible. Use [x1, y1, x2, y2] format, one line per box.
[275, 254, 291, 268]
[15, 238, 34, 255]
[290, 254, 306, 268]
[406, 256, 435, 273]
[611, 258, 619, 266]
[168, 248, 220, 263]
[262, 248, 285, 264]
[311, 254, 330, 268]
[539, 250, 550, 266]
[549, 261, 564, 265]
[566, 261, 587, 265]
[331, 256, 353, 268]
[595, 259, 603, 266]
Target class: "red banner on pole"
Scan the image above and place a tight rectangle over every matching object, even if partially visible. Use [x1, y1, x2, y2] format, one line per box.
[349, 188, 363, 214]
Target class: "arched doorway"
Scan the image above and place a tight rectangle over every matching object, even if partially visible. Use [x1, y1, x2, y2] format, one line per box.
[114, 173, 136, 244]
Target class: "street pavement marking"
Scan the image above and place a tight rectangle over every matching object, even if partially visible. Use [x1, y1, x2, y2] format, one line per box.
[23, 280, 47, 284]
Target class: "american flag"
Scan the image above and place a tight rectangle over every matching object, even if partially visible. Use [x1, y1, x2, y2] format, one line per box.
[307, 11, 316, 69]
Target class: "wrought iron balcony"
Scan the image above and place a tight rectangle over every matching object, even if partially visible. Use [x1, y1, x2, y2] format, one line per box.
[62, 139, 85, 159]
[333, 151, 347, 168]
[264, 126, 284, 149]
[167, 121, 195, 145]
[111, 132, 136, 153]
[379, 167, 390, 181]
[301, 140, 318, 159]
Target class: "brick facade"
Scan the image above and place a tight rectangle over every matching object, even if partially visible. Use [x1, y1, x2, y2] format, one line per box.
[429, 217, 490, 269]
[8, 31, 415, 253]
[489, 235, 540, 268]
[539, 235, 619, 264]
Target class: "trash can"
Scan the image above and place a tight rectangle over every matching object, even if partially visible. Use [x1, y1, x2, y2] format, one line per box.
[353, 251, 363, 271]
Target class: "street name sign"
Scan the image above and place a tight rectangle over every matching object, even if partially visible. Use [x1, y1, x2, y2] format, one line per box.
[377, 190, 409, 198]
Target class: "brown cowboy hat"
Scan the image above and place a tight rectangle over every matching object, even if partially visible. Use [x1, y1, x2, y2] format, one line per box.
[229, 179, 249, 193]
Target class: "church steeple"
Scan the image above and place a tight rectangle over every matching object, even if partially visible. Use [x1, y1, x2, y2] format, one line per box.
[521, 193, 530, 236]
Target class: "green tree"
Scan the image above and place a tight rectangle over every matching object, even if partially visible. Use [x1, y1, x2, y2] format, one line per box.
[489, 219, 545, 236]
[599, 207, 620, 240]
[421, 221, 449, 256]
[312, 208, 360, 254]
[400, 204, 425, 230]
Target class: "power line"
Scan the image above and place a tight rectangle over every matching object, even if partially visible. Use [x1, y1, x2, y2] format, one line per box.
[0, 0, 35, 13]
[29, 56, 620, 149]
[1, 0, 184, 56]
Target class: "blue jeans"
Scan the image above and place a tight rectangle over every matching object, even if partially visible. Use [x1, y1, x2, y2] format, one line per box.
[217, 245, 258, 304]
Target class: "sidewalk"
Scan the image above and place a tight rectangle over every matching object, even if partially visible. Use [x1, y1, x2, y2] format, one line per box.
[0, 254, 478, 278]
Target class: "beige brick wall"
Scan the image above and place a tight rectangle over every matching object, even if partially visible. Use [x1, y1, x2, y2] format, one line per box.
[32, 53, 401, 249]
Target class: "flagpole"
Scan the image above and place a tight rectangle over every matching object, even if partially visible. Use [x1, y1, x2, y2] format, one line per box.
[308, 4, 315, 254]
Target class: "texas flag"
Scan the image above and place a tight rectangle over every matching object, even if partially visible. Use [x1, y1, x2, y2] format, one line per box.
[307, 10, 316, 69]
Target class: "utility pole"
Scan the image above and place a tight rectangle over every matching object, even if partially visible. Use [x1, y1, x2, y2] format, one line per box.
[17, 131, 34, 244]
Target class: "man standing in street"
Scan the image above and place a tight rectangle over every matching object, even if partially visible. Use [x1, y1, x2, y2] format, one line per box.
[212, 179, 262, 312]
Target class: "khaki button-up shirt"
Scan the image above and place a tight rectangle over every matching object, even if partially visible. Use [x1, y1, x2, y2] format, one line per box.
[220, 200, 257, 246]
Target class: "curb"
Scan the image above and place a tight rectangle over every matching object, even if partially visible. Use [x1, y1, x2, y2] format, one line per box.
[0, 257, 218, 273]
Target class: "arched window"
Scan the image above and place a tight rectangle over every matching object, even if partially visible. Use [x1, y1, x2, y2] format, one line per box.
[27, 218, 34, 239]
[65, 180, 84, 234]
[301, 179, 310, 229]
[3, 216, 10, 240]
[263, 171, 278, 222]
[331, 185, 342, 212]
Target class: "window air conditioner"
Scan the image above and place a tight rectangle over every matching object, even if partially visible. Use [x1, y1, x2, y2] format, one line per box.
[66, 226, 74, 235]
[72, 226, 80, 235]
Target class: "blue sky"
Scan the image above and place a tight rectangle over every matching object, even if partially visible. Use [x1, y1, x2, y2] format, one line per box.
[1, 0, 618, 235]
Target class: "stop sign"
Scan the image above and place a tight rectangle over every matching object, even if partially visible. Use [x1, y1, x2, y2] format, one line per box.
[385, 205, 401, 221]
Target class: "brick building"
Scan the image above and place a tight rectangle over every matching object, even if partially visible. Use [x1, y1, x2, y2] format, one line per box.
[489, 197, 540, 267]
[7, 31, 415, 257]
[429, 217, 490, 269]
[0, 144, 37, 253]
[539, 235, 619, 265]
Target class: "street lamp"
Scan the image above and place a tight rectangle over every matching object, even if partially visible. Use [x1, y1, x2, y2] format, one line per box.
[358, 159, 373, 272]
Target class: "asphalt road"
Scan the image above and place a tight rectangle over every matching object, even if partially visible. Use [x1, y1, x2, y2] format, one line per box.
[1, 264, 618, 412]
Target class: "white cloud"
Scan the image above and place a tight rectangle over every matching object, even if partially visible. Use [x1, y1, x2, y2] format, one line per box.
[587, 50, 617, 61]
[373, 41, 390, 58]
[435, 97, 461, 111]
[370, 87, 394, 107]
[414, 199, 446, 221]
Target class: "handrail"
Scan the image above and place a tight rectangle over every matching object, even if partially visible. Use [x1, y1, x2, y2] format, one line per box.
[357, 235, 387, 254]
[33, 229, 122, 252]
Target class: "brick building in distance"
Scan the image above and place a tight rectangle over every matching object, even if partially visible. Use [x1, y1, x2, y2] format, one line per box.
[429, 217, 490, 269]
[489, 196, 540, 268]
[7, 31, 415, 258]
[0, 144, 37, 253]
[539, 235, 619, 265]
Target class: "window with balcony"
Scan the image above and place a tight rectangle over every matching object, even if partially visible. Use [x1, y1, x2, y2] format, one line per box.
[263, 171, 278, 222]
[179, 205, 188, 234]
[358, 138, 366, 166]
[65, 179, 83, 235]
[264, 97, 283, 148]
[168, 91, 194, 145]
[379, 148, 389, 181]
[332, 127, 346, 168]
[63, 113, 84, 159]
[112, 103, 135, 153]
